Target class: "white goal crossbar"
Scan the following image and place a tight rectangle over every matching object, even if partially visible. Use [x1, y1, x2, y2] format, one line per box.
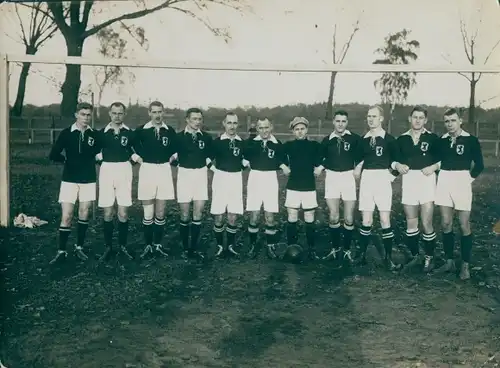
[1, 52, 500, 226]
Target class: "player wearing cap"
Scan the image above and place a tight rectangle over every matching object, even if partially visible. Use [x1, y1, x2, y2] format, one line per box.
[95, 102, 135, 261]
[176, 108, 214, 260]
[243, 118, 289, 259]
[354, 105, 400, 270]
[49, 102, 101, 264]
[209, 112, 246, 257]
[315, 110, 362, 266]
[392, 106, 440, 272]
[133, 101, 178, 259]
[433, 108, 484, 280]
[283, 117, 322, 260]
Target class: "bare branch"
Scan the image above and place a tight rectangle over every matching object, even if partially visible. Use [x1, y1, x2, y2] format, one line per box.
[46, 2, 70, 36]
[458, 72, 472, 81]
[83, 0, 180, 38]
[81, 1, 93, 30]
[483, 38, 500, 65]
[14, 4, 28, 45]
[460, 19, 473, 62]
[478, 92, 500, 106]
[338, 17, 361, 63]
[332, 24, 337, 62]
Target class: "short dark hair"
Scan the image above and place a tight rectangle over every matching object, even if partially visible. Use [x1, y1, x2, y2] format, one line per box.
[76, 102, 93, 112]
[149, 101, 164, 111]
[186, 107, 203, 118]
[410, 105, 428, 118]
[333, 110, 348, 119]
[444, 108, 461, 118]
[109, 101, 126, 111]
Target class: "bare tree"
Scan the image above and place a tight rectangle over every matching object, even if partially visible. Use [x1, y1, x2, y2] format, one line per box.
[93, 26, 144, 119]
[26, 0, 248, 116]
[5, 3, 67, 116]
[453, 11, 500, 126]
[324, 16, 362, 120]
[373, 29, 420, 132]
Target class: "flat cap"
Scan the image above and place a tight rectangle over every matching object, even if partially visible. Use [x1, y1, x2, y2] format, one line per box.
[289, 117, 310, 130]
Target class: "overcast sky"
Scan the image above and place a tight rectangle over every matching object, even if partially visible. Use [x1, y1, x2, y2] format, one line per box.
[1, 0, 500, 109]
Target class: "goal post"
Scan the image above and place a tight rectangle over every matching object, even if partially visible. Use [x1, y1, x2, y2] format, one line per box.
[1, 52, 500, 227]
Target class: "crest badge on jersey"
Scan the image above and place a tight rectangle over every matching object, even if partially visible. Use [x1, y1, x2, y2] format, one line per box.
[162, 136, 169, 147]
[375, 146, 383, 156]
[420, 142, 429, 152]
[198, 140, 205, 149]
[267, 148, 275, 158]
[456, 144, 464, 155]
[121, 136, 128, 146]
[232, 147, 240, 156]
[88, 137, 94, 146]
[343, 142, 350, 151]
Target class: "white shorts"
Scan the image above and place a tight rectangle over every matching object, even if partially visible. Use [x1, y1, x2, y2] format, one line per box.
[177, 167, 208, 203]
[246, 170, 279, 213]
[435, 170, 473, 211]
[98, 162, 133, 207]
[285, 190, 318, 210]
[401, 170, 436, 206]
[58, 181, 96, 204]
[359, 169, 393, 212]
[211, 169, 243, 215]
[325, 170, 357, 201]
[138, 162, 175, 201]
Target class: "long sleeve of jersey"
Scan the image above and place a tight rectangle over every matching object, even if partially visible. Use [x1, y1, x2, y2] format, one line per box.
[49, 130, 67, 163]
[470, 137, 484, 178]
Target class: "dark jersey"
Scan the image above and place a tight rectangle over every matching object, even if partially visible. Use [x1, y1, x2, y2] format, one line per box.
[395, 130, 440, 170]
[49, 123, 100, 184]
[284, 138, 322, 191]
[133, 122, 177, 164]
[359, 130, 398, 171]
[176, 129, 213, 169]
[438, 131, 484, 178]
[248, 127, 257, 139]
[320, 130, 362, 172]
[98, 123, 135, 163]
[211, 134, 245, 173]
[243, 135, 286, 171]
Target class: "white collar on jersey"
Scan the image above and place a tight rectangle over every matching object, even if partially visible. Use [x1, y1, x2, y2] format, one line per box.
[184, 126, 202, 135]
[442, 130, 470, 138]
[104, 123, 130, 132]
[329, 130, 351, 140]
[144, 121, 168, 129]
[401, 128, 430, 136]
[364, 129, 386, 139]
[220, 133, 242, 141]
[71, 122, 92, 132]
[253, 134, 278, 144]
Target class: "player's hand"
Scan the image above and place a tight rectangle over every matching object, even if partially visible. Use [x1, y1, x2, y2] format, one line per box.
[95, 152, 103, 162]
[421, 165, 436, 176]
[281, 165, 291, 176]
[136, 156, 143, 164]
[168, 154, 177, 164]
[314, 167, 323, 177]
[395, 163, 409, 175]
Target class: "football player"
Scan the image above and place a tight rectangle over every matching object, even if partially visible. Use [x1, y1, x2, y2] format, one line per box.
[243, 118, 289, 259]
[354, 106, 399, 270]
[48, 102, 100, 264]
[133, 101, 178, 259]
[209, 112, 245, 257]
[433, 108, 484, 280]
[283, 117, 322, 260]
[96, 102, 135, 261]
[315, 110, 362, 265]
[176, 108, 213, 260]
[392, 106, 440, 272]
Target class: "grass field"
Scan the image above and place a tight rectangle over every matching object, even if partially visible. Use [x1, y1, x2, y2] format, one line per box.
[2, 143, 500, 368]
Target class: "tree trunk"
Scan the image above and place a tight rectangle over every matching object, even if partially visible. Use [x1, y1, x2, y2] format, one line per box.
[60, 36, 85, 117]
[11, 63, 31, 117]
[468, 79, 477, 131]
[11, 46, 37, 117]
[325, 71, 338, 120]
